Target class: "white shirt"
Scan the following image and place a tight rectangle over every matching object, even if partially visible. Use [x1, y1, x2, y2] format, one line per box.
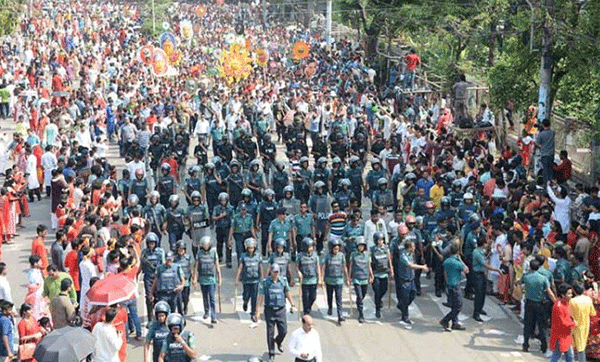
[288, 327, 323, 362]
[92, 322, 122, 362]
[0, 276, 12, 303]
[364, 219, 388, 248]
[79, 259, 98, 300]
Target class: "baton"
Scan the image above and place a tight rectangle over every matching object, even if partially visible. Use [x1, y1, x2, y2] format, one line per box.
[348, 284, 353, 316]
[297, 278, 303, 320]
[234, 284, 238, 313]
[388, 284, 392, 310]
[218, 284, 222, 314]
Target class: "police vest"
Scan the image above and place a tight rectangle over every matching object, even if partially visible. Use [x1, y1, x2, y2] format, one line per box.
[241, 253, 261, 282]
[347, 168, 363, 190]
[174, 255, 192, 281]
[298, 253, 318, 280]
[375, 190, 394, 212]
[164, 331, 193, 362]
[334, 191, 350, 211]
[204, 176, 220, 197]
[272, 171, 288, 193]
[188, 206, 209, 230]
[130, 179, 148, 198]
[150, 323, 170, 358]
[450, 191, 464, 208]
[371, 246, 389, 274]
[312, 195, 330, 221]
[367, 170, 385, 189]
[167, 208, 185, 232]
[352, 251, 370, 281]
[248, 172, 263, 188]
[227, 173, 244, 195]
[264, 278, 286, 308]
[142, 248, 164, 276]
[144, 204, 165, 227]
[331, 168, 345, 192]
[280, 198, 300, 216]
[157, 265, 179, 291]
[185, 178, 202, 195]
[158, 176, 175, 196]
[196, 249, 216, 278]
[259, 201, 277, 225]
[313, 168, 328, 185]
[272, 253, 290, 279]
[325, 253, 344, 279]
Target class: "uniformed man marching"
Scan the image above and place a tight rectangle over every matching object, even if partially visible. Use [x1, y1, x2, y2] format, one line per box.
[396, 235, 429, 329]
[173, 241, 193, 315]
[230, 203, 257, 264]
[213, 192, 234, 268]
[192, 236, 221, 324]
[185, 191, 210, 257]
[440, 244, 468, 332]
[258, 189, 278, 257]
[235, 237, 263, 322]
[152, 251, 185, 314]
[256, 264, 295, 362]
[144, 301, 171, 362]
[278, 186, 301, 216]
[322, 239, 350, 326]
[268, 239, 294, 284]
[141, 233, 165, 320]
[158, 313, 197, 362]
[349, 237, 373, 323]
[268, 209, 293, 254]
[144, 191, 167, 245]
[296, 237, 321, 316]
[165, 195, 186, 251]
[371, 232, 393, 318]
[293, 203, 315, 254]
[157, 163, 176, 208]
[131, 168, 150, 207]
[183, 166, 203, 205]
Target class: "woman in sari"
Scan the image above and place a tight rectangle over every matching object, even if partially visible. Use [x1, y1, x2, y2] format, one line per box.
[17, 303, 45, 362]
[583, 273, 600, 359]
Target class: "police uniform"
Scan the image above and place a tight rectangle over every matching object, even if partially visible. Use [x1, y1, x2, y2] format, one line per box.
[232, 213, 254, 263]
[157, 174, 176, 208]
[271, 169, 289, 201]
[247, 171, 265, 202]
[365, 169, 385, 199]
[226, 171, 245, 208]
[440, 255, 466, 328]
[309, 194, 331, 254]
[323, 252, 346, 319]
[212, 203, 234, 266]
[343, 223, 364, 261]
[269, 252, 291, 280]
[293, 168, 312, 204]
[472, 246, 488, 320]
[269, 218, 293, 252]
[396, 246, 416, 322]
[312, 167, 330, 194]
[297, 251, 319, 315]
[144, 203, 167, 240]
[258, 200, 278, 256]
[145, 320, 170, 362]
[166, 206, 186, 251]
[293, 213, 314, 253]
[330, 167, 346, 194]
[184, 177, 203, 201]
[141, 247, 165, 319]
[155, 263, 184, 312]
[259, 275, 290, 358]
[278, 197, 301, 216]
[174, 253, 193, 314]
[240, 251, 262, 315]
[186, 204, 210, 256]
[333, 189, 354, 213]
[204, 173, 222, 214]
[195, 247, 219, 320]
[130, 178, 149, 207]
[160, 330, 196, 362]
[522, 270, 551, 352]
[350, 249, 371, 318]
[346, 166, 363, 206]
[373, 188, 395, 213]
[371, 244, 391, 313]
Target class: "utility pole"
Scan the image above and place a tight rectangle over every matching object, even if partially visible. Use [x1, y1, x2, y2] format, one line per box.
[537, 0, 554, 121]
[326, 0, 332, 50]
[152, 0, 156, 35]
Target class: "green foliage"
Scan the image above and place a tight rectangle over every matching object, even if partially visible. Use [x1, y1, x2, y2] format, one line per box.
[139, 0, 174, 38]
[0, 0, 23, 36]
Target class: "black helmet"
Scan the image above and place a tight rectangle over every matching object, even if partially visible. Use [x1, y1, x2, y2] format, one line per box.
[175, 240, 186, 250]
[275, 238, 286, 248]
[166, 313, 186, 330]
[146, 232, 159, 247]
[302, 237, 315, 248]
[154, 301, 171, 317]
[329, 238, 341, 248]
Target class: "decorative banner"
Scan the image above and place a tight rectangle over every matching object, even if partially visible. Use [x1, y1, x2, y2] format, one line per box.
[245, 38, 252, 51]
[292, 41, 310, 60]
[225, 33, 235, 45]
[304, 62, 317, 78]
[207, 67, 219, 76]
[216, 0, 224, 6]
[195, 5, 206, 18]
[217, 44, 253, 83]
[159, 32, 177, 55]
[138, 45, 154, 65]
[193, 23, 201, 36]
[185, 78, 198, 93]
[168, 50, 182, 66]
[212, 48, 222, 59]
[152, 48, 168, 76]
[180, 20, 193, 40]
[256, 49, 268, 67]
[162, 21, 170, 31]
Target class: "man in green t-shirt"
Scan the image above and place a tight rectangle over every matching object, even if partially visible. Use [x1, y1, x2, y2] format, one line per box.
[440, 244, 468, 331]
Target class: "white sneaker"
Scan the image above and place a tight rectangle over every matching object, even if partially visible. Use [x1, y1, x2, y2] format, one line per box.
[544, 351, 553, 358]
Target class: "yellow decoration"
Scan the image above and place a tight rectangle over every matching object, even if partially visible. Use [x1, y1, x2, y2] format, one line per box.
[292, 41, 310, 60]
[217, 44, 253, 84]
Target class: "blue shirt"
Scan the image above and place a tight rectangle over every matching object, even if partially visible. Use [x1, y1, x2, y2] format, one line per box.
[416, 178, 434, 196]
[0, 315, 13, 356]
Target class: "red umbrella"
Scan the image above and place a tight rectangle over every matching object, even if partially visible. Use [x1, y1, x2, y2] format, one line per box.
[86, 274, 137, 306]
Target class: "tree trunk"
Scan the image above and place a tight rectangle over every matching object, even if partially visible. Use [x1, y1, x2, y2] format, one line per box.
[488, 20, 496, 67]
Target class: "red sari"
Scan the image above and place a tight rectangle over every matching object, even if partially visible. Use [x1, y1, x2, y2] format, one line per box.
[17, 316, 42, 362]
[584, 287, 600, 358]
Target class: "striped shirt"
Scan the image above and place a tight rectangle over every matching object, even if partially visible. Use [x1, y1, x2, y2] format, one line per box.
[328, 212, 348, 236]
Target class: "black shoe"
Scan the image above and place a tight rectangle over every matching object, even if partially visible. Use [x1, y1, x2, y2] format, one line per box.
[358, 315, 365, 323]
[276, 341, 284, 353]
[183, 306, 188, 315]
[440, 320, 451, 331]
[522, 345, 529, 353]
[338, 316, 346, 322]
[211, 318, 217, 324]
[416, 290, 422, 296]
[473, 315, 484, 322]
[375, 309, 381, 318]
[251, 315, 258, 323]
[442, 302, 451, 308]
[451, 323, 466, 331]
[243, 302, 248, 312]
[327, 308, 332, 316]
[226, 264, 232, 269]
[480, 310, 487, 316]
[203, 312, 209, 319]
[464, 294, 474, 300]
[435, 291, 442, 298]
[268, 354, 275, 362]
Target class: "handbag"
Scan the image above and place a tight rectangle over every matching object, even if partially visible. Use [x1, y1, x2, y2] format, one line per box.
[18, 342, 36, 360]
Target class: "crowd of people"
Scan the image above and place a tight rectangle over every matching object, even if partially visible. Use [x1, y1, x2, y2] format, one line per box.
[0, 0, 598, 362]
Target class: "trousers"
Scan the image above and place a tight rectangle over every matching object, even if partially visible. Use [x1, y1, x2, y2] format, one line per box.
[200, 284, 217, 319]
[265, 306, 287, 356]
[326, 284, 344, 318]
[301, 284, 317, 315]
[372, 276, 388, 311]
[242, 282, 259, 315]
[523, 299, 548, 352]
[441, 286, 462, 325]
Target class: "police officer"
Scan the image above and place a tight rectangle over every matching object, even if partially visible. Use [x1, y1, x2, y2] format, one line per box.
[183, 166, 203, 205]
[330, 157, 345, 195]
[372, 177, 394, 213]
[313, 157, 330, 194]
[293, 156, 312, 204]
[343, 215, 364, 262]
[226, 159, 245, 208]
[157, 163, 176, 208]
[371, 232, 393, 318]
[440, 244, 468, 331]
[365, 158, 385, 199]
[260, 134, 277, 174]
[278, 186, 301, 216]
[449, 180, 464, 208]
[462, 217, 483, 299]
[456, 192, 477, 228]
[141, 233, 165, 321]
[296, 237, 321, 316]
[247, 160, 265, 202]
[333, 179, 354, 212]
[268, 239, 294, 284]
[396, 234, 429, 328]
[185, 191, 210, 257]
[255, 264, 295, 362]
[346, 156, 364, 207]
[131, 168, 150, 207]
[522, 259, 556, 352]
[293, 203, 315, 254]
[268, 208, 293, 254]
[235, 237, 263, 322]
[257, 189, 278, 257]
[322, 239, 349, 326]
[173, 241, 193, 315]
[270, 161, 289, 202]
[124, 194, 143, 218]
[349, 236, 373, 323]
[472, 236, 502, 322]
[204, 162, 223, 214]
[237, 188, 258, 217]
[152, 251, 185, 313]
[144, 301, 171, 362]
[230, 203, 257, 264]
[213, 192, 234, 268]
[144, 191, 167, 243]
[158, 313, 197, 362]
[166, 195, 186, 251]
[309, 181, 331, 254]
[192, 236, 221, 324]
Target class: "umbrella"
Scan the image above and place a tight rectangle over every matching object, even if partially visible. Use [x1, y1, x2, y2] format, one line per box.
[86, 273, 137, 306]
[34, 326, 95, 362]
